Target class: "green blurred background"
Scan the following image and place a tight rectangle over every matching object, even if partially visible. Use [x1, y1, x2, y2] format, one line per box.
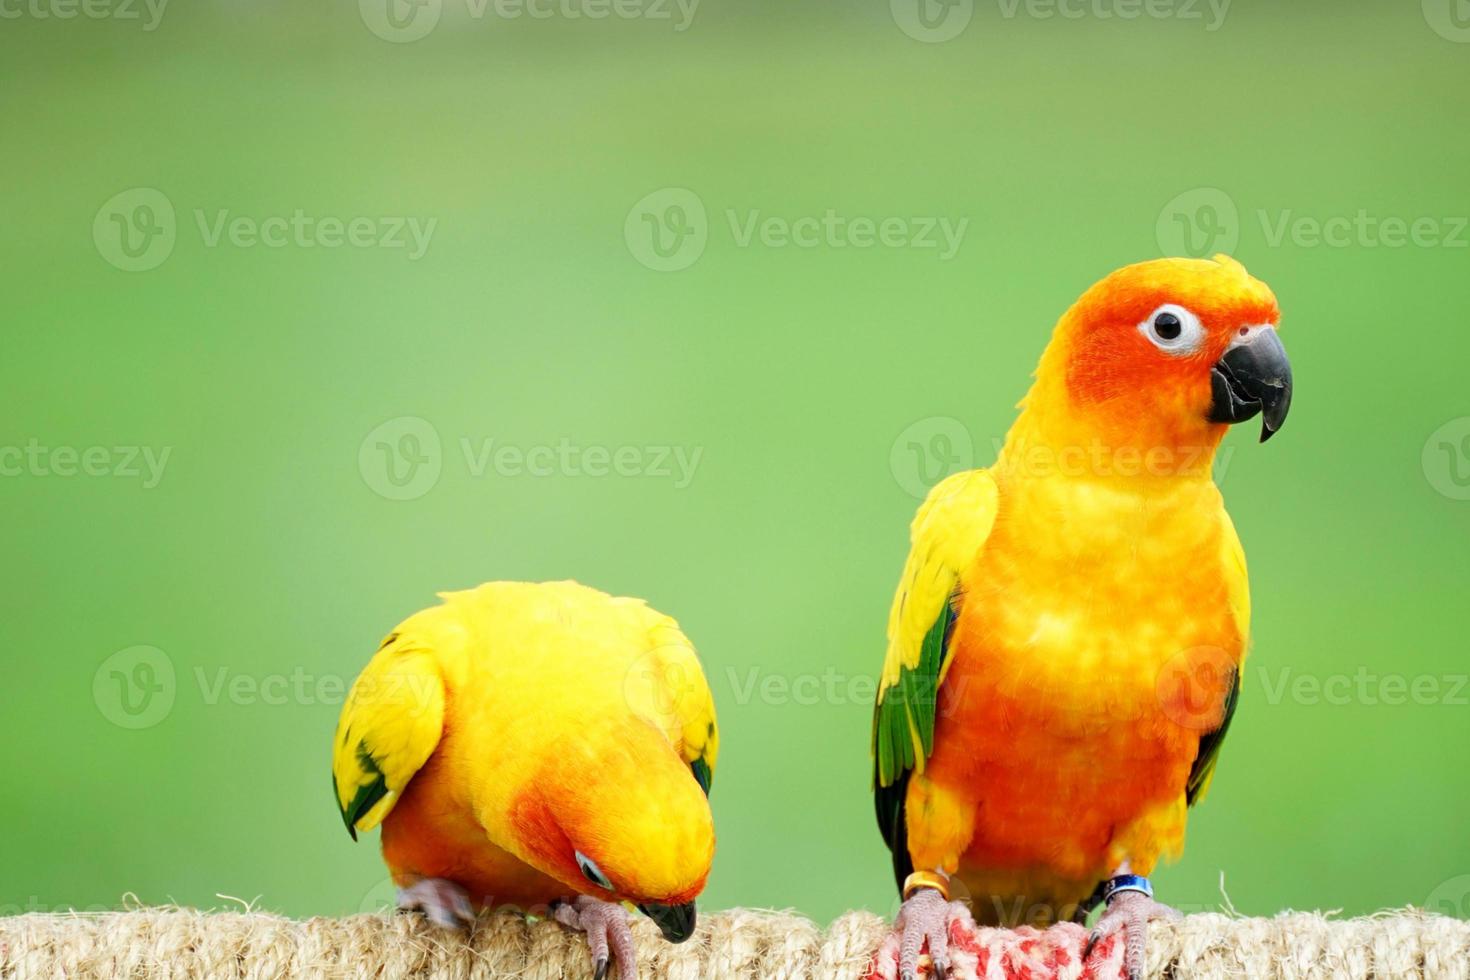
[4, 0, 1469, 927]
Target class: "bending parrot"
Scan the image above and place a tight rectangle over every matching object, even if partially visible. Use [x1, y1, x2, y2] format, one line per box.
[872, 256, 1291, 980]
[332, 580, 718, 980]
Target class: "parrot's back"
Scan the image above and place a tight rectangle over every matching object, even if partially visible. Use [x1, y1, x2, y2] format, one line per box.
[331, 579, 719, 903]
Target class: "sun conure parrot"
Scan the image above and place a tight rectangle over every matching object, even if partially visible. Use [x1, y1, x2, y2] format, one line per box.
[332, 580, 718, 980]
[871, 256, 1291, 980]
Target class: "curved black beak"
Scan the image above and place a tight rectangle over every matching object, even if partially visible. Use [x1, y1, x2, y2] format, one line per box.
[1208, 328, 1293, 442]
[638, 901, 696, 943]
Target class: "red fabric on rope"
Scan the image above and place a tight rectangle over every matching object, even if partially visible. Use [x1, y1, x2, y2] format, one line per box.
[866, 917, 1127, 980]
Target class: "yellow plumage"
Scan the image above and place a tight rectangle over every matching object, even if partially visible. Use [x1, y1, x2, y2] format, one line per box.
[332, 580, 718, 910]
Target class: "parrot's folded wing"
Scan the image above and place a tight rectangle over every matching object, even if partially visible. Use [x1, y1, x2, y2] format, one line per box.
[1186, 511, 1251, 806]
[873, 468, 998, 787]
[871, 468, 997, 884]
[331, 631, 446, 839]
[628, 617, 719, 796]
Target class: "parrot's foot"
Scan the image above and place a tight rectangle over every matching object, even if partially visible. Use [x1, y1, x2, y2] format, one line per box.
[1084, 883, 1181, 980]
[396, 877, 478, 931]
[894, 886, 972, 980]
[554, 894, 639, 980]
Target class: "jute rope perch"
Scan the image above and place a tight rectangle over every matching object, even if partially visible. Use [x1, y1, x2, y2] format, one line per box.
[2, 907, 1467, 980]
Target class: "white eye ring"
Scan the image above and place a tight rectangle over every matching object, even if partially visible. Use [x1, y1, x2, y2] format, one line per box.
[575, 850, 613, 890]
[1138, 303, 1205, 355]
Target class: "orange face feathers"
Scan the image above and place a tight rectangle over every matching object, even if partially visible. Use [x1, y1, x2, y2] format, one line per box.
[513, 716, 715, 907]
[1024, 255, 1286, 455]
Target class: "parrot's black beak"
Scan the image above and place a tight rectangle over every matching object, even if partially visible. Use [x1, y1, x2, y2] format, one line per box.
[1207, 327, 1293, 442]
[639, 901, 697, 943]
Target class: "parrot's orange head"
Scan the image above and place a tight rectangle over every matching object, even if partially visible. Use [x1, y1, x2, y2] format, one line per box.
[512, 717, 714, 944]
[1032, 255, 1291, 460]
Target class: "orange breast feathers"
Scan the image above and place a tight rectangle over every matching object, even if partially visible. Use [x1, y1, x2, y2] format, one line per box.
[915, 473, 1245, 884]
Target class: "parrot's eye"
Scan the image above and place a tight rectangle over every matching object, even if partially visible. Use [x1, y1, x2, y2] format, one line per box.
[1140, 304, 1205, 355]
[575, 850, 614, 890]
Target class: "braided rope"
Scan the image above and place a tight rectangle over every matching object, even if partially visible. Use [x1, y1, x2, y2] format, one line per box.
[1, 906, 1467, 979]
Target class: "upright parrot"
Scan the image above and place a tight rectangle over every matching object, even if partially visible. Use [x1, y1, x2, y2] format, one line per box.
[332, 580, 718, 980]
[871, 256, 1291, 980]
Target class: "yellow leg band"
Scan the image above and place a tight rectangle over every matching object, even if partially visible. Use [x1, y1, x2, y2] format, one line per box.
[902, 871, 950, 901]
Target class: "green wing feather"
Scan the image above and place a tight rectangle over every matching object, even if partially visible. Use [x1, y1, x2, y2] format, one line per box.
[873, 595, 956, 886]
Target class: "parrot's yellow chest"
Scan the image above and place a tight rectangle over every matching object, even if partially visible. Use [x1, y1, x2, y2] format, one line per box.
[931, 473, 1245, 897]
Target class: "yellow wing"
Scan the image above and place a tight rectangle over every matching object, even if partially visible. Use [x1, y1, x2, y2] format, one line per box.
[623, 610, 719, 795]
[331, 629, 446, 838]
[872, 468, 999, 788]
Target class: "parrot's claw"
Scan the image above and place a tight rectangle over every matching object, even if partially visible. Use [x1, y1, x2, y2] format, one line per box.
[895, 886, 969, 980]
[1085, 889, 1181, 980]
[555, 895, 639, 980]
[396, 877, 478, 931]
